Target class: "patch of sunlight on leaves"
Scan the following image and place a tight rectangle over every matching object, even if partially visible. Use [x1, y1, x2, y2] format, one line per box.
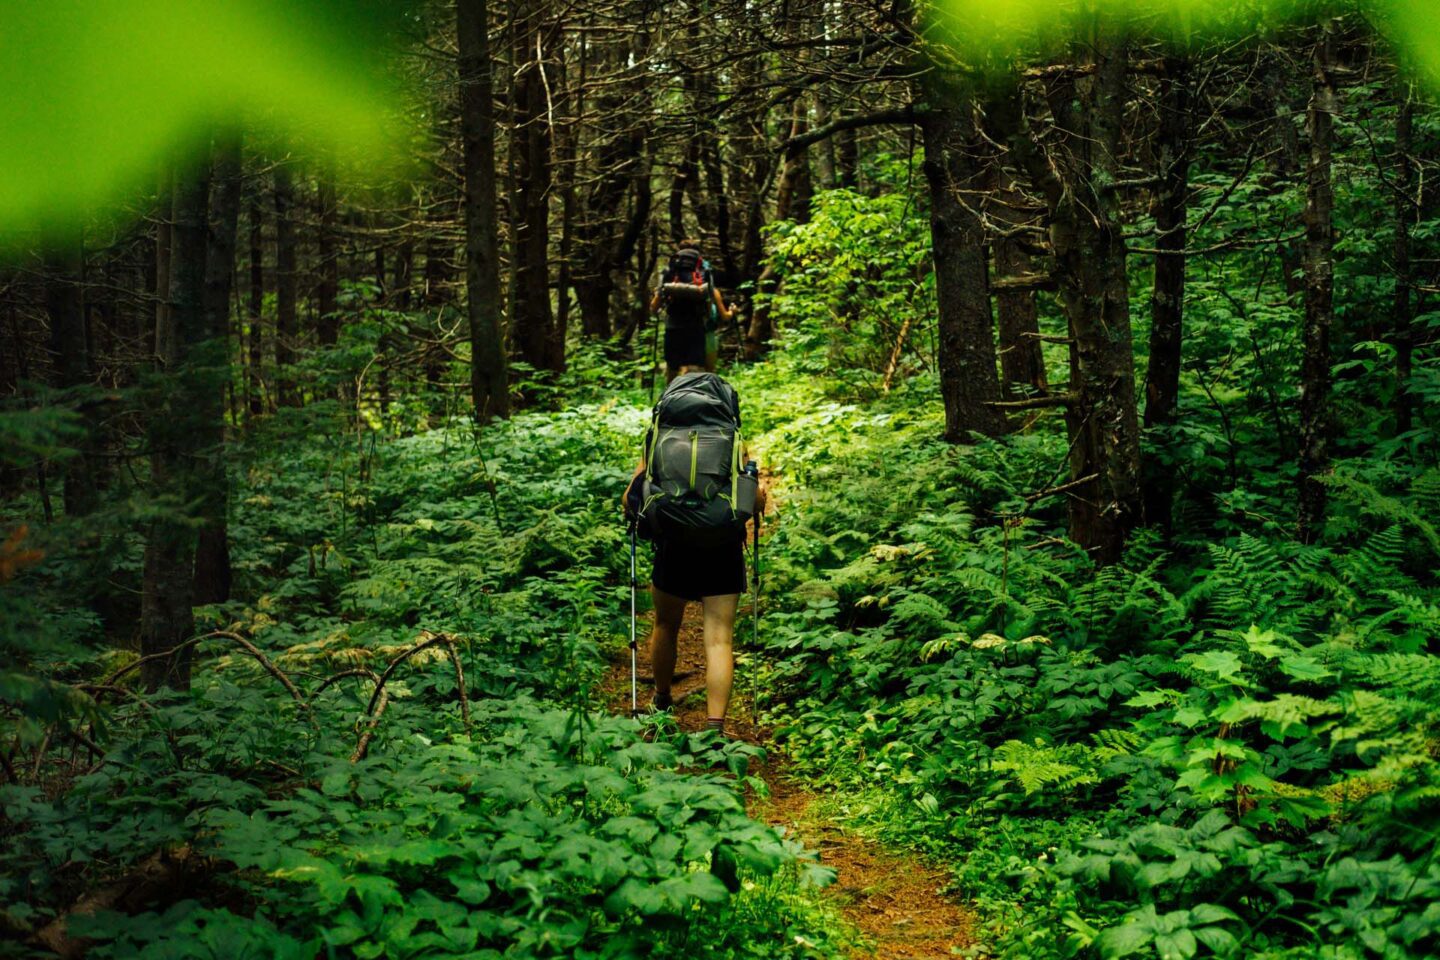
[0, 0, 411, 232]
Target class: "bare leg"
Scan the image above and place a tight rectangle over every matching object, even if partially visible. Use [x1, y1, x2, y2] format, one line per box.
[650, 587, 686, 704]
[700, 593, 739, 721]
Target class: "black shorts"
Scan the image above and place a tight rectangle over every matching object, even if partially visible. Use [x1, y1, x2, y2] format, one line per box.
[664, 322, 707, 369]
[652, 534, 746, 601]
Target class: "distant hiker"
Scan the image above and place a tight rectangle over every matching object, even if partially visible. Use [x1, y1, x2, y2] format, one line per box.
[649, 240, 735, 380]
[624, 367, 763, 734]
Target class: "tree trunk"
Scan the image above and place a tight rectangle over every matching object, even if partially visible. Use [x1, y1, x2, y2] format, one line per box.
[1001, 28, 1141, 563]
[141, 158, 210, 692]
[1297, 25, 1336, 544]
[1059, 34, 1141, 563]
[1141, 56, 1192, 532]
[919, 97, 1008, 441]
[1393, 81, 1415, 436]
[273, 164, 299, 407]
[194, 130, 240, 606]
[154, 169, 172, 363]
[458, 0, 511, 421]
[316, 168, 339, 347]
[990, 165, 1047, 399]
[510, 0, 561, 376]
[44, 225, 99, 517]
[247, 192, 265, 417]
[775, 101, 814, 225]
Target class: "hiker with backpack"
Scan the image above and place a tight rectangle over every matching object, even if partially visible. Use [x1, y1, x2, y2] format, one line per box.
[623, 366, 763, 734]
[649, 240, 737, 379]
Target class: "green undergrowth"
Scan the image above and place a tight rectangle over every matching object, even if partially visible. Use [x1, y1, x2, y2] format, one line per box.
[1, 396, 844, 958]
[739, 358, 1440, 960]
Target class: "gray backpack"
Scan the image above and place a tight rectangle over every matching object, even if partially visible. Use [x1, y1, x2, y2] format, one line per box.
[635, 372, 750, 546]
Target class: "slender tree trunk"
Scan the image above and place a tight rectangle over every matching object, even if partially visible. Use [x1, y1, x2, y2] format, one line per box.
[458, 0, 510, 421]
[813, 88, 837, 190]
[668, 149, 694, 243]
[247, 192, 265, 417]
[1002, 27, 1141, 563]
[194, 130, 240, 606]
[1297, 26, 1336, 544]
[510, 0, 560, 375]
[702, 141, 734, 283]
[1061, 33, 1141, 562]
[44, 225, 99, 516]
[154, 172, 173, 363]
[273, 164, 298, 407]
[141, 157, 210, 692]
[1141, 56, 1192, 531]
[919, 97, 1007, 440]
[836, 123, 858, 189]
[990, 165, 1047, 398]
[1393, 82, 1415, 436]
[775, 101, 814, 225]
[316, 168, 339, 347]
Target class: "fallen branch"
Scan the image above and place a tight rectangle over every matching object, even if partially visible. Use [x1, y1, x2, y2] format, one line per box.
[991, 272, 1057, 292]
[352, 631, 474, 763]
[1024, 472, 1100, 503]
[101, 631, 311, 716]
[881, 314, 916, 392]
[31, 847, 207, 959]
[781, 106, 918, 158]
[986, 393, 1076, 410]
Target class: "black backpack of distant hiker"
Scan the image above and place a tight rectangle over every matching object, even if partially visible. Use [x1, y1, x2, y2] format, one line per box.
[660, 248, 711, 328]
[630, 372, 752, 546]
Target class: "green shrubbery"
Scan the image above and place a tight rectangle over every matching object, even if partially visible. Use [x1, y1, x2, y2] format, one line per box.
[0, 400, 841, 958]
[722, 125, 1440, 957]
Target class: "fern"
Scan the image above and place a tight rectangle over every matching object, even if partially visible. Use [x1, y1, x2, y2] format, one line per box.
[992, 738, 1099, 795]
[1326, 469, 1440, 558]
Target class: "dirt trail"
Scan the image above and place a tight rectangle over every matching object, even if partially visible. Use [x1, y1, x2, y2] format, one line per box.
[603, 600, 978, 959]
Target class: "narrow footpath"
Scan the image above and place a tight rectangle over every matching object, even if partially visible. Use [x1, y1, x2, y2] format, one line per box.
[603, 599, 978, 959]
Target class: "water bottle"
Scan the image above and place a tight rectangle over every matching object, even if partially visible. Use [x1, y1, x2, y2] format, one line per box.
[735, 458, 759, 518]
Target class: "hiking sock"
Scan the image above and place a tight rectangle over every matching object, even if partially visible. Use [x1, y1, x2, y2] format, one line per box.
[653, 690, 673, 711]
[705, 717, 725, 733]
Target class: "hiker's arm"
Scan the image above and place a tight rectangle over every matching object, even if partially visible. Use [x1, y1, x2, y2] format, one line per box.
[712, 286, 734, 322]
[649, 289, 662, 314]
[621, 460, 645, 511]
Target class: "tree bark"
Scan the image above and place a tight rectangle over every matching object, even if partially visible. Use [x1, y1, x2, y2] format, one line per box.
[316, 167, 339, 347]
[509, 0, 561, 376]
[246, 191, 265, 418]
[44, 225, 99, 517]
[1141, 56, 1192, 532]
[1392, 81, 1415, 436]
[919, 97, 1008, 441]
[194, 130, 240, 606]
[990, 164, 1047, 399]
[1297, 25, 1336, 544]
[273, 164, 299, 407]
[458, 0, 510, 421]
[1000, 28, 1142, 563]
[154, 168, 173, 364]
[141, 157, 210, 692]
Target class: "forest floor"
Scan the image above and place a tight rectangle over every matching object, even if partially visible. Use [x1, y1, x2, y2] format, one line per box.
[601, 600, 978, 959]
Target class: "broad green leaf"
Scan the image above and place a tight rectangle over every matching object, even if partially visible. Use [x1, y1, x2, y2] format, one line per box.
[0, 0, 409, 231]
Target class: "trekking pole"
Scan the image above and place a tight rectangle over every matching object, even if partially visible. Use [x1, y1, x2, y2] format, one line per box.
[750, 506, 761, 722]
[629, 517, 639, 717]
